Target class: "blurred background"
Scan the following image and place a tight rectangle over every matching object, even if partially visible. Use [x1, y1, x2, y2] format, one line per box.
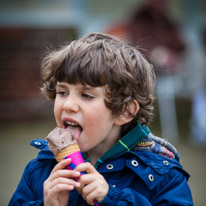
[0, 0, 206, 205]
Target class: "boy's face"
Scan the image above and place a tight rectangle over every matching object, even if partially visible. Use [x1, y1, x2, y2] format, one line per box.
[54, 82, 122, 154]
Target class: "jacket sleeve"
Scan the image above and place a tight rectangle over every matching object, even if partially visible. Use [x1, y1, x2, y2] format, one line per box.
[101, 168, 193, 206]
[9, 161, 44, 206]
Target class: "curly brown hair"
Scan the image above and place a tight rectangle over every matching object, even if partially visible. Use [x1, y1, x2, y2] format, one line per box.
[41, 32, 156, 135]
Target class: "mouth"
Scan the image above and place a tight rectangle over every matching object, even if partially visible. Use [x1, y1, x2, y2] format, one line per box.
[63, 119, 82, 141]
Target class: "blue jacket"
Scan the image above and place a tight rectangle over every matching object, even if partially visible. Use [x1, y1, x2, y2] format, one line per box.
[9, 125, 193, 205]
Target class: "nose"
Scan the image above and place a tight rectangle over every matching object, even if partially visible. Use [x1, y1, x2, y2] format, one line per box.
[62, 96, 80, 113]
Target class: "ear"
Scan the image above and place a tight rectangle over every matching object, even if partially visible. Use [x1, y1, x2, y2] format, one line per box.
[114, 100, 139, 126]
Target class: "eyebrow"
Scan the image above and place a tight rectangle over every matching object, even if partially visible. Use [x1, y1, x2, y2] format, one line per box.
[56, 82, 68, 89]
[56, 82, 99, 91]
[82, 85, 96, 91]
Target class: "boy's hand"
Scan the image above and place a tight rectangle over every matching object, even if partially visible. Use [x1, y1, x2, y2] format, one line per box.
[43, 158, 81, 206]
[75, 162, 109, 205]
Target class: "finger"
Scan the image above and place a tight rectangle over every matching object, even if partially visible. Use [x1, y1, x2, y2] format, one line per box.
[49, 177, 81, 189]
[85, 190, 102, 205]
[81, 181, 96, 199]
[75, 173, 96, 193]
[78, 170, 104, 184]
[44, 180, 74, 199]
[84, 183, 108, 205]
[75, 168, 99, 194]
[49, 169, 81, 182]
[52, 183, 75, 193]
[81, 184, 99, 206]
[77, 175, 98, 200]
[79, 174, 109, 204]
[75, 162, 96, 174]
[85, 190, 97, 205]
[51, 158, 72, 174]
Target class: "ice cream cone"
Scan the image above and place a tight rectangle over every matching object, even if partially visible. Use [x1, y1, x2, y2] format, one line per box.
[55, 143, 80, 162]
[46, 127, 99, 206]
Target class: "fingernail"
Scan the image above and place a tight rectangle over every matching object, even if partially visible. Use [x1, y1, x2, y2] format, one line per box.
[70, 185, 74, 190]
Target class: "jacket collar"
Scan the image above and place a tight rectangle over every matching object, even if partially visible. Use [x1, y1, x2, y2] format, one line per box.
[83, 123, 150, 168]
[30, 139, 54, 160]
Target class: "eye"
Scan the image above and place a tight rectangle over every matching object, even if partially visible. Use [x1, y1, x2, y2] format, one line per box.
[56, 90, 68, 97]
[82, 93, 94, 99]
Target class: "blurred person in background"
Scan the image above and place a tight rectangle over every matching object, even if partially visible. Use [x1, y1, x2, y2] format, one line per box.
[128, 0, 186, 75]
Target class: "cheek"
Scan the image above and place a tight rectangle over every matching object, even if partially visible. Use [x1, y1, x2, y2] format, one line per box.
[54, 100, 62, 126]
[53, 101, 58, 117]
[85, 107, 113, 130]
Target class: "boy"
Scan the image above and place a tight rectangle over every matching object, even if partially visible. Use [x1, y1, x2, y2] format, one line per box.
[9, 32, 193, 205]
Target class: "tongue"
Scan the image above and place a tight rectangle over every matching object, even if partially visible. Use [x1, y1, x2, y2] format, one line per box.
[66, 126, 81, 140]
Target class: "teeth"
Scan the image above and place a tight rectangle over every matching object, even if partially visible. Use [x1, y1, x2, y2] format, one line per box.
[65, 121, 79, 126]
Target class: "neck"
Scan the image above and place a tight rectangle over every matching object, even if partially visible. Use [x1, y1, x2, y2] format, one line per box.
[85, 143, 110, 166]
[84, 124, 122, 166]
[86, 131, 121, 165]
[86, 152, 101, 166]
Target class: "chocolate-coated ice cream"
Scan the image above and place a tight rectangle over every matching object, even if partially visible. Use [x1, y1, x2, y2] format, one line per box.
[46, 127, 77, 156]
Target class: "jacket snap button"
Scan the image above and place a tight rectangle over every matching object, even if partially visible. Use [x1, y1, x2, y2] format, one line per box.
[112, 185, 116, 188]
[106, 164, 114, 170]
[34, 142, 41, 145]
[163, 160, 169, 165]
[131, 160, 138, 167]
[148, 174, 154, 182]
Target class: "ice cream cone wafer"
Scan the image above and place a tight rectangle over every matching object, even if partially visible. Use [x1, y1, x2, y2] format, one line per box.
[55, 143, 80, 162]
